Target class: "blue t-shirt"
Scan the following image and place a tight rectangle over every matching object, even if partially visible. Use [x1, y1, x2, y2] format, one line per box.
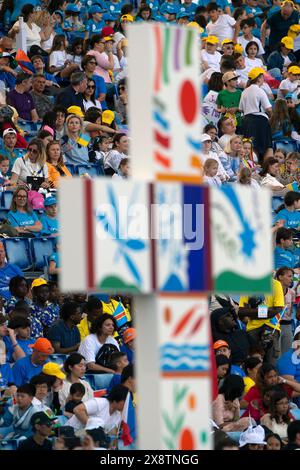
[87, 19, 105, 35]
[0, 263, 23, 300]
[106, 1, 125, 16]
[274, 246, 298, 269]
[49, 252, 60, 269]
[92, 74, 106, 101]
[48, 319, 80, 349]
[40, 214, 59, 236]
[107, 373, 121, 393]
[5, 337, 33, 362]
[275, 208, 300, 230]
[230, 364, 246, 377]
[120, 344, 134, 363]
[178, 2, 197, 16]
[277, 349, 300, 382]
[7, 210, 39, 229]
[12, 355, 48, 387]
[0, 363, 14, 388]
[160, 2, 180, 14]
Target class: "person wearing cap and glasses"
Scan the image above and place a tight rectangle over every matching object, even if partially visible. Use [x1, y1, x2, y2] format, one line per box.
[262, 0, 299, 51]
[12, 338, 54, 387]
[267, 36, 297, 79]
[239, 67, 273, 161]
[17, 411, 54, 450]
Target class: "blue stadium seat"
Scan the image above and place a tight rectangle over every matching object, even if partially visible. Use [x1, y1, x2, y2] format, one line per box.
[30, 237, 54, 271]
[84, 374, 96, 390]
[49, 354, 67, 365]
[77, 165, 99, 178]
[0, 208, 9, 221]
[18, 120, 38, 136]
[1, 191, 13, 209]
[65, 164, 77, 176]
[91, 373, 114, 390]
[3, 238, 33, 271]
[0, 439, 18, 450]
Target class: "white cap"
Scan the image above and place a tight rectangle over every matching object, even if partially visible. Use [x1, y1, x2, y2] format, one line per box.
[239, 425, 266, 447]
[294, 325, 300, 339]
[3, 128, 16, 138]
[200, 134, 212, 143]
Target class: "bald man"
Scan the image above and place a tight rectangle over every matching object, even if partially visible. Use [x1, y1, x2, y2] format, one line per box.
[0, 241, 23, 300]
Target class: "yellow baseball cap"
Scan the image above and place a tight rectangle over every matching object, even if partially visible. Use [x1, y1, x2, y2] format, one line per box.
[206, 35, 219, 45]
[281, 0, 296, 7]
[289, 24, 300, 32]
[187, 22, 204, 33]
[222, 38, 234, 45]
[248, 67, 266, 80]
[42, 362, 66, 380]
[103, 36, 115, 42]
[234, 43, 243, 54]
[67, 106, 84, 118]
[31, 278, 48, 289]
[121, 14, 134, 22]
[102, 109, 115, 125]
[288, 65, 300, 74]
[281, 36, 294, 50]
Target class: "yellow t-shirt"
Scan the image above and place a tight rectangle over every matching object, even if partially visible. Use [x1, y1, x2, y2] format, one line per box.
[239, 279, 284, 332]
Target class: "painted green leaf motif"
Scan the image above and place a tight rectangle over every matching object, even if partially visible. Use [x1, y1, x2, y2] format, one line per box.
[174, 414, 184, 436]
[163, 437, 175, 450]
[175, 386, 188, 405]
[174, 383, 178, 405]
[200, 430, 208, 444]
[162, 411, 176, 435]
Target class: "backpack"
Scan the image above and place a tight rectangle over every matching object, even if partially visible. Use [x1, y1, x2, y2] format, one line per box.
[95, 343, 119, 368]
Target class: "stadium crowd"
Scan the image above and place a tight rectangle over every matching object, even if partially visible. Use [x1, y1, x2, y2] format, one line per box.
[0, 0, 298, 452]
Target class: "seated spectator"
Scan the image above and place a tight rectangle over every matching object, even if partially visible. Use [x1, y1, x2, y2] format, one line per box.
[37, 129, 54, 147]
[0, 51, 16, 89]
[1, 128, 25, 173]
[213, 339, 245, 377]
[48, 301, 81, 354]
[5, 276, 31, 315]
[112, 157, 130, 180]
[0, 383, 39, 438]
[266, 432, 283, 451]
[30, 278, 60, 340]
[277, 326, 300, 407]
[274, 227, 298, 269]
[120, 327, 136, 364]
[0, 105, 28, 149]
[275, 267, 296, 355]
[278, 152, 300, 187]
[7, 72, 39, 122]
[55, 71, 87, 111]
[83, 78, 102, 112]
[70, 384, 128, 433]
[0, 241, 23, 301]
[30, 373, 54, 411]
[212, 375, 254, 432]
[284, 420, 300, 450]
[269, 99, 292, 141]
[267, 37, 297, 77]
[64, 382, 85, 418]
[243, 356, 262, 394]
[261, 390, 294, 441]
[277, 65, 300, 99]
[46, 140, 72, 188]
[40, 196, 59, 237]
[0, 313, 25, 366]
[58, 353, 94, 409]
[17, 411, 54, 450]
[238, 167, 260, 188]
[260, 157, 287, 196]
[220, 135, 243, 182]
[81, 55, 106, 103]
[30, 75, 53, 120]
[107, 352, 129, 393]
[87, 34, 115, 85]
[78, 313, 120, 374]
[274, 191, 300, 230]
[239, 425, 267, 450]
[31, 55, 58, 89]
[104, 133, 128, 175]
[12, 337, 53, 387]
[7, 316, 33, 358]
[217, 115, 237, 150]
[216, 354, 230, 387]
[7, 187, 42, 237]
[61, 114, 89, 165]
[77, 296, 103, 341]
[10, 138, 50, 189]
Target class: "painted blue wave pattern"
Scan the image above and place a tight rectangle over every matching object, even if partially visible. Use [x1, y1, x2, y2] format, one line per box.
[160, 343, 209, 372]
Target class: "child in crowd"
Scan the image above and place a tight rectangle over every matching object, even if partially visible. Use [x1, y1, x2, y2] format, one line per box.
[261, 391, 294, 441]
[200, 36, 221, 72]
[245, 41, 265, 69]
[0, 155, 12, 190]
[112, 158, 130, 180]
[107, 352, 129, 393]
[217, 71, 242, 129]
[64, 382, 85, 418]
[221, 39, 234, 56]
[238, 18, 265, 57]
[277, 65, 300, 99]
[40, 196, 59, 237]
[203, 158, 222, 186]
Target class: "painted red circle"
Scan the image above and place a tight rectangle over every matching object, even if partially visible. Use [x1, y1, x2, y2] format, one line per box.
[179, 428, 195, 450]
[179, 80, 198, 124]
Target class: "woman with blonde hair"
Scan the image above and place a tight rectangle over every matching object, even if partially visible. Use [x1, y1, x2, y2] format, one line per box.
[220, 135, 243, 181]
[61, 114, 89, 165]
[7, 186, 42, 235]
[10, 138, 50, 189]
[46, 140, 72, 188]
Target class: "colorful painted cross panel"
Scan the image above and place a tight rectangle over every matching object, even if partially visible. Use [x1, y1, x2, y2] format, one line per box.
[128, 23, 202, 183]
[211, 185, 272, 294]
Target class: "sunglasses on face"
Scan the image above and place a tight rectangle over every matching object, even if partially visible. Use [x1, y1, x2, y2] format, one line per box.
[28, 148, 38, 154]
[87, 85, 95, 89]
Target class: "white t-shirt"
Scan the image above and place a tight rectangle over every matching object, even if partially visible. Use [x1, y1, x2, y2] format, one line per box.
[237, 35, 265, 57]
[14, 21, 41, 50]
[277, 78, 299, 99]
[83, 99, 102, 112]
[41, 33, 55, 52]
[49, 50, 67, 73]
[200, 50, 221, 71]
[78, 334, 120, 365]
[245, 57, 264, 69]
[66, 397, 121, 432]
[206, 14, 236, 43]
[239, 84, 272, 118]
[11, 157, 48, 184]
[237, 65, 251, 87]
